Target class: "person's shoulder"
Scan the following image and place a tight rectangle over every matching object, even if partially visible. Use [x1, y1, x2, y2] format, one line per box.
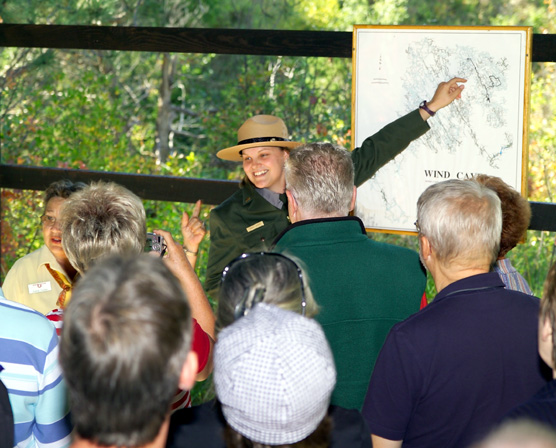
[502, 381, 556, 426]
[328, 405, 373, 448]
[368, 239, 418, 255]
[496, 286, 541, 307]
[211, 188, 244, 217]
[0, 298, 57, 341]
[167, 400, 225, 448]
[364, 238, 422, 265]
[5, 246, 45, 274]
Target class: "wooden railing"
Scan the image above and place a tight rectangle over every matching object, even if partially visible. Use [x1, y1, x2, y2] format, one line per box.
[1, 24, 556, 230]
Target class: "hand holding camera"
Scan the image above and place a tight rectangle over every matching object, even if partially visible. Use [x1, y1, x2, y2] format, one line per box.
[145, 232, 167, 257]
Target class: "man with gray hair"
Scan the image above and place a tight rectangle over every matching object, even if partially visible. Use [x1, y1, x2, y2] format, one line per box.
[272, 142, 426, 411]
[59, 255, 198, 448]
[363, 179, 550, 448]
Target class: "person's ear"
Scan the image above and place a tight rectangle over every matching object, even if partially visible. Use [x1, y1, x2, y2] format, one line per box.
[286, 189, 298, 223]
[178, 351, 198, 391]
[349, 186, 357, 212]
[541, 316, 553, 343]
[420, 235, 432, 260]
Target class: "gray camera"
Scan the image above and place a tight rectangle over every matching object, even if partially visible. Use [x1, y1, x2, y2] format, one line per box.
[145, 232, 166, 256]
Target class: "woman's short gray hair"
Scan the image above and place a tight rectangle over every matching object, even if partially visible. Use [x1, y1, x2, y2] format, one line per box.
[61, 181, 146, 274]
[417, 179, 502, 267]
[285, 142, 354, 217]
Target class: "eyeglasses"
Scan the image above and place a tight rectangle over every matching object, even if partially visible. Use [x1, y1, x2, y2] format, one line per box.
[41, 214, 58, 227]
[414, 220, 421, 234]
[221, 252, 307, 320]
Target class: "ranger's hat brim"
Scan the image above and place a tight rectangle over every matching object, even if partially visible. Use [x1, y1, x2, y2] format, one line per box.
[217, 140, 301, 162]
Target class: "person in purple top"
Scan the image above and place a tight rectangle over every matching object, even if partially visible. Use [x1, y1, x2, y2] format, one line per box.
[363, 179, 550, 448]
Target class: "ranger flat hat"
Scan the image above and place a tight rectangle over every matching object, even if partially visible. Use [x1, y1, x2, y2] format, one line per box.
[217, 115, 302, 162]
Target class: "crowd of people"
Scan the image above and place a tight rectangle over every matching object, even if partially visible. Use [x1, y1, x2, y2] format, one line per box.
[1, 76, 556, 448]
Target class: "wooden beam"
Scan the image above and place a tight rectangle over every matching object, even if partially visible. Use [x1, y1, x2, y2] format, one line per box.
[529, 202, 556, 232]
[1, 24, 555, 61]
[0, 164, 239, 205]
[2, 165, 556, 232]
[0, 24, 352, 58]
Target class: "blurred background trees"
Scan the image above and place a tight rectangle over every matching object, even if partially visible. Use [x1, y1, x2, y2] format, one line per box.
[1, 0, 555, 298]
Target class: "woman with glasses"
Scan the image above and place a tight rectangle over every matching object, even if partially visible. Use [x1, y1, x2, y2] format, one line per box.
[2, 179, 85, 314]
[167, 252, 372, 448]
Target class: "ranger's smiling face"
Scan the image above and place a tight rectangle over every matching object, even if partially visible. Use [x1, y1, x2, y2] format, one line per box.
[242, 146, 289, 193]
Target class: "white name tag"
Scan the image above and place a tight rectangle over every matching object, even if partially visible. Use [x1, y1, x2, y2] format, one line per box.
[28, 282, 52, 294]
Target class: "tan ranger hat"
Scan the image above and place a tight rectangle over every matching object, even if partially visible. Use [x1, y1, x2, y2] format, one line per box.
[217, 115, 302, 162]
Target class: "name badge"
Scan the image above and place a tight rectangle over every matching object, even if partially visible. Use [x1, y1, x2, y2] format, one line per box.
[28, 282, 52, 294]
[246, 221, 264, 233]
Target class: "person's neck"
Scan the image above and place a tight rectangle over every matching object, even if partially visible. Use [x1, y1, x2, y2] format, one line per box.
[70, 417, 170, 448]
[431, 262, 490, 293]
[56, 258, 78, 281]
[292, 209, 345, 224]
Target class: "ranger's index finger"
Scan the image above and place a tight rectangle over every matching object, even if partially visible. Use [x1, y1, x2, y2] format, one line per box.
[192, 199, 202, 218]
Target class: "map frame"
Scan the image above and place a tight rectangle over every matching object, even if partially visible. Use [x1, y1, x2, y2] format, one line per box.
[351, 25, 532, 234]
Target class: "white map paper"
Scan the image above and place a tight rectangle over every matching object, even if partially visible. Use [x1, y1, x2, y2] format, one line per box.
[353, 27, 529, 233]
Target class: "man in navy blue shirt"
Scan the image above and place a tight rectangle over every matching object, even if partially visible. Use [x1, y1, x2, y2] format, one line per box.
[363, 179, 550, 448]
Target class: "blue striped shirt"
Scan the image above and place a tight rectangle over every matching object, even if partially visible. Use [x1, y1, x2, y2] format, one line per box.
[0, 296, 71, 448]
[495, 258, 534, 296]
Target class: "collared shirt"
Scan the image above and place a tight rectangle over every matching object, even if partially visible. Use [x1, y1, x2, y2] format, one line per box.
[2, 246, 67, 314]
[255, 188, 285, 210]
[495, 258, 533, 295]
[363, 272, 550, 448]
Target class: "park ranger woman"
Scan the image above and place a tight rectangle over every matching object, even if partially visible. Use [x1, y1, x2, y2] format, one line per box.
[202, 77, 466, 296]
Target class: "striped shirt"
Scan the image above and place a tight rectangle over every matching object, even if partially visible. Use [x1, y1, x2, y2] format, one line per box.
[495, 258, 534, 296]
[0, 297, 72, 448]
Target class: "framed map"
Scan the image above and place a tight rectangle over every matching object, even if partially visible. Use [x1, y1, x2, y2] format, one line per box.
[352, 26, 531, 234]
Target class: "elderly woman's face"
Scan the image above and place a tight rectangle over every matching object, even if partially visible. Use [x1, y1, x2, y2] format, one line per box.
[241, 146, 289, 194]
[42, 196, 68, 264]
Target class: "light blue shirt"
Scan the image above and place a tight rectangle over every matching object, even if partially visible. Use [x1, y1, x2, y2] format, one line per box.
[0, 295, 71, 448]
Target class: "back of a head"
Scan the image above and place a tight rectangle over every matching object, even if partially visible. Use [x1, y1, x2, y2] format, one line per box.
[473, 174, 531, 258]
[60, 181, 146, 274]
[471, 420, 556, 448]
[214, 303, 336, 447]
[217, 252, 318, 331]
[59, 254, 193, 447]
[417, 179, 502, 267]
[285, 142, 354, 217]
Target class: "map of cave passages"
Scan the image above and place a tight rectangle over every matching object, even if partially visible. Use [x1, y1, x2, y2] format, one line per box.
[352, 26, 531, 233]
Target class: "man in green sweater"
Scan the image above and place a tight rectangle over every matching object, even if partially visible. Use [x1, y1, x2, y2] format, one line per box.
[273, 141, 424, 411]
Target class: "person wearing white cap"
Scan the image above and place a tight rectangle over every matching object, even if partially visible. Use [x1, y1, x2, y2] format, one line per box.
[204, 77, 466, 296]
[215, 303, 335, 447]
[166, 252, 373, 448]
